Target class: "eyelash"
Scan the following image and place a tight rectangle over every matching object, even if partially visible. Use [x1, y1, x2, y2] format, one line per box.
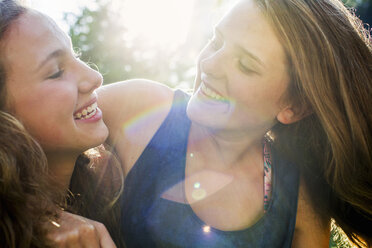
[48, 68, 65, 79]
[46, 50, 83, 80]
[238, 61, 255, 74]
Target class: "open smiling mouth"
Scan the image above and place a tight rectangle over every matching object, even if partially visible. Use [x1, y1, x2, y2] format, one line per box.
[74, 102, 98, 120]
[200, 83, 228, 102]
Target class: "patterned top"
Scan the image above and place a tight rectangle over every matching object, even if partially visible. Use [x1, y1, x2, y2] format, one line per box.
[263, 140, 272, 212]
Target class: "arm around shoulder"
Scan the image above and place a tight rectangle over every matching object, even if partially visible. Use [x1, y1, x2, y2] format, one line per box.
[97, 79, 175, 175]
[97, 79, 174, 141]
[97, 79, 173, 121]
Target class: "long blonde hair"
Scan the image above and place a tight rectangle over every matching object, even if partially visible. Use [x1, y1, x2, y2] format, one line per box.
[255, 0, 372, 246]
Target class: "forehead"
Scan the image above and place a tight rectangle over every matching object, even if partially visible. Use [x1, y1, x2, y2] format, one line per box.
[3, 10, 71, 72]
[218, 0, 286, 65]
[219, 0, 270, 33]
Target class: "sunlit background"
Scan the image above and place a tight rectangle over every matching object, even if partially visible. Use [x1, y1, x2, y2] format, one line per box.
[26, 0, 370, 89]
[25, 0, 236, 88]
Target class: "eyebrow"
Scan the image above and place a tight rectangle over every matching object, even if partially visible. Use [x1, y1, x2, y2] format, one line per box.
[214, 27, 265, 69]
[34, 49, 65, 72]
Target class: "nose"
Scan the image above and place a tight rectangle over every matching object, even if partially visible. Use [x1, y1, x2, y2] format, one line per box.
[77, 61, 103, 93]
[200, 48, 226, 80]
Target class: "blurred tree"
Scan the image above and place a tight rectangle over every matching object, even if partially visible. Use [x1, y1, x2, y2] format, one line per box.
[64, 0, 197, 86]
[65, 0, 131, 84]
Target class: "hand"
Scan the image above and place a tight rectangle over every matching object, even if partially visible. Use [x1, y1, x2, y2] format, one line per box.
[47, 211, 117, 248]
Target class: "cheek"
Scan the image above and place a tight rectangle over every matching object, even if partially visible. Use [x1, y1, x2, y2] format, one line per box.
[229, 80, 284, 123]
[232, 72, 288, 106]
[15, 83, 75, 115]
[31, 123, 65, 147]
[228, 77, 260, 106]
[11, 83, 77, 141]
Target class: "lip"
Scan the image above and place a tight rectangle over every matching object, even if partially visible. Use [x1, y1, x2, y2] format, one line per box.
[73, 97, 98, 115]
[200, 75, 225, 98]
[199, 82, 227, 101]
[75, 107, 103, 123]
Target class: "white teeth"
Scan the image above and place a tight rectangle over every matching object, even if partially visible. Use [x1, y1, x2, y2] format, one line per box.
[74, 102, 98, 120]
[85, 108, 97, 119]
[201, 83, 225, 101]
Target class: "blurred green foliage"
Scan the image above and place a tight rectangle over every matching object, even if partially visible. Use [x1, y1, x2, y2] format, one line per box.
[343, 0, 363, 7]
[65, 1, 134, 84]
[65, 0, 195, 86]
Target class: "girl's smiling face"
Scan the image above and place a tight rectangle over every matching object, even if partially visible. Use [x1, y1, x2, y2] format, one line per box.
[3, 10, 108, 154]
[187, 0, 292, 135]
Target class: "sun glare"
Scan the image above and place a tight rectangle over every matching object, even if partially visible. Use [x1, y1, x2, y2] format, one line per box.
[121, 0, 196, 47]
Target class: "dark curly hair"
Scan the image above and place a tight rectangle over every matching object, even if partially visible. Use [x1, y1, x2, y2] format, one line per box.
[0, 1, 125, 247]
[0, 111, 62, 247]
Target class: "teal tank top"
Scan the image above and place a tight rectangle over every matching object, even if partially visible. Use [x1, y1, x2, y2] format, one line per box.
[120, 89, 300, 247]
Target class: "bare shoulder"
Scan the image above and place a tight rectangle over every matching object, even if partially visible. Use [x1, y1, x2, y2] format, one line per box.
[97, 79, 175, 175]
[97, 79, 174, 138]
[292, 179, 330, 248]
[97, 79, 173, 121]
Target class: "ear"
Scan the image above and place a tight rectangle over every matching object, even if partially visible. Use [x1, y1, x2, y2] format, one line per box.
[276, 106, 305, 124]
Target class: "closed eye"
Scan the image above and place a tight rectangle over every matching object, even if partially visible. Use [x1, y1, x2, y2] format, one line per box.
[48, 69, 64, 79]
[238, 60, 257, 74]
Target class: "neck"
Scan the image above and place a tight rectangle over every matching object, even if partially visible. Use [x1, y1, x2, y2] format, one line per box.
[189, 123, 266, 169]
[46, 151, 81, 191]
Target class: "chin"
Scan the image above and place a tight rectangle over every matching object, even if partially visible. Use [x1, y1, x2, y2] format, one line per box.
[187, 95, 231, 130]
[186, 103, 221, 131]
[93, 128, 109, 145]
[81, 127, 109, 150]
